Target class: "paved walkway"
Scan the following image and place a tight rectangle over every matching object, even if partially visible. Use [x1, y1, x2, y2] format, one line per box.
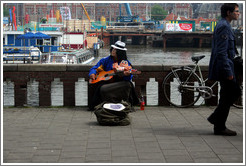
[2, 106, 244, 164]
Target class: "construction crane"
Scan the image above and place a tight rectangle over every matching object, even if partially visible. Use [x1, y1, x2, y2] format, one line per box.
[81, 3, 91, 22]
[117, 3, 140, 23]
[121, 3, 132, 16]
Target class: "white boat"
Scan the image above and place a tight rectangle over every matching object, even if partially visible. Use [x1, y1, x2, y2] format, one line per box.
[3, 46, 42, 63]
[43, 48, 94, 64]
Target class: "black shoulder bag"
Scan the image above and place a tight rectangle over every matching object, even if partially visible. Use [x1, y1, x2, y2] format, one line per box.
[233, 40, 243, 76]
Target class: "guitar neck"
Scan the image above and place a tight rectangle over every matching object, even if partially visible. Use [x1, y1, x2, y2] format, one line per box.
[114, 69, 141, 75]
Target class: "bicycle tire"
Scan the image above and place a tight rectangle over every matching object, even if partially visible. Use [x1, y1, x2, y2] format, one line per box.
[233, 84, 243, 109]
[163, 68, 202, 107]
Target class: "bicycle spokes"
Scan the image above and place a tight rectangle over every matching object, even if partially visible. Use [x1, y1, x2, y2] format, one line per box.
[163, 68, 203, 107]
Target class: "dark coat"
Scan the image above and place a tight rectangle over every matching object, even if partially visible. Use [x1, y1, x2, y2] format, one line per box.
[208, 18, 237, 81]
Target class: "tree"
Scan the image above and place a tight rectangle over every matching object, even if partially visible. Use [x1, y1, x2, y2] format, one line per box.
[151, 4, 168, 21]
[4, 7, 9, 17]
[40, 18, 47, 23]
[216, 16, 221, 20]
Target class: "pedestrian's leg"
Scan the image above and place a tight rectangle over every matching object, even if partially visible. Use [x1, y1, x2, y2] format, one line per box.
[208, 81, 229, 130]
[208, 80, 237, 136]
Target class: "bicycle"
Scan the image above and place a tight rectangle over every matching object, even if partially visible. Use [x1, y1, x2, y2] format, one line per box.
[162, 55, 243, 108]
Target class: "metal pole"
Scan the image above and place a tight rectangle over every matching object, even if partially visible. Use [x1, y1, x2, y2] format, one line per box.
[146, 4, 147, 21]
[240, 33, 243, 57]
[119, 4, 121, 17]
[109, 4, 111, 22]
[101, 27, 103, 41]
[150, 4, 151, 20]
[83, 24, 85, 49]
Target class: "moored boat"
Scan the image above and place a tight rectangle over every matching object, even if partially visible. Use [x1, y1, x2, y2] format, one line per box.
[43, 48, 94, 64]
[3, 46, 42, 63]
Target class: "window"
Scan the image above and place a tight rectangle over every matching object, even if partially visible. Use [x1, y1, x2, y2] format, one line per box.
[87, 9, 91, 15]
[38, 8, 42, 15]
[27, 8, 32, 15]
[43, 39, 50, 45]
[76, 7, 81, 14]
[47, 3, 52, 10]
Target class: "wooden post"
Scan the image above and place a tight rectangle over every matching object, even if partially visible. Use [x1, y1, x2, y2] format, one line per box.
[199, 38, 203, 48]
[163, 36, 167, 49]
[101, 27, 103, 40]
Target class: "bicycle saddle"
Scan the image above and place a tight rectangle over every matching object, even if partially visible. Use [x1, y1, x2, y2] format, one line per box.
[191, 55, 205, 63]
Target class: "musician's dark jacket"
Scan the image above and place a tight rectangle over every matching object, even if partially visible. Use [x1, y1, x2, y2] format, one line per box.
[89, 55, 133, 81]
[208, 18, 237, 81]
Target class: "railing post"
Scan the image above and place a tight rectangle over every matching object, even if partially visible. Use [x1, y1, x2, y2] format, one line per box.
[38, 80, 52, 106]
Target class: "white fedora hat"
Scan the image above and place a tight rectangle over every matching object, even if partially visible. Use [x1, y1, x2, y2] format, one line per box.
[111, 41, 127, 51]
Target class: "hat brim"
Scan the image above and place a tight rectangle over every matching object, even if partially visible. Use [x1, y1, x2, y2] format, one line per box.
[111, 45, 127, 51]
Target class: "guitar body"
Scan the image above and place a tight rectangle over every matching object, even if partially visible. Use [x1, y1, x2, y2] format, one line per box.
[89, 69, 141, 84]
[89, 70, 115, 84]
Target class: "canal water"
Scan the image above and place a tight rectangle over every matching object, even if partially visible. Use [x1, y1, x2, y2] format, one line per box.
[90, 45, 212, 66]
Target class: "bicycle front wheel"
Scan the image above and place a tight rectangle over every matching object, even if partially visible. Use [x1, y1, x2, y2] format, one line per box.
[163, 68, 202, 107]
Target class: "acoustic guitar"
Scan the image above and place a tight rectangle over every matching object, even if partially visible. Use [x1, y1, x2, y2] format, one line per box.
[89, 69, 141, 84]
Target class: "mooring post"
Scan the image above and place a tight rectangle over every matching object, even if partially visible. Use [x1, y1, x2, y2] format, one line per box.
[101, 27, 103, 40]
[199, 38, 203, 48]
[163, 36, 167, 49]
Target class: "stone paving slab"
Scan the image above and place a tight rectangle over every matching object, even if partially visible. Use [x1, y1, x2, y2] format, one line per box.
[2, 106, 244, 164]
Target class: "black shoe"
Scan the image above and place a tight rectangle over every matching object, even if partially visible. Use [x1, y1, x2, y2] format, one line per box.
[207, 116, 215, 124]
[214, 128, 237, 136]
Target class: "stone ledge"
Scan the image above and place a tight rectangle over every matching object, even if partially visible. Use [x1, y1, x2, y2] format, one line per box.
[3, 64, 18, 71]
[66, 64, 93, 71]
[3, 64, 209, 72]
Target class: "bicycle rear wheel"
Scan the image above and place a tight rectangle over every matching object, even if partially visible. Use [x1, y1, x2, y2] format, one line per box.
[163, 68, 202, 107]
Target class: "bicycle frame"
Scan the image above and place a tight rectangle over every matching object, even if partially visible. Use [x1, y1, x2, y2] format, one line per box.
[171, 63, 218, 99]
[194, 64, 218, 90]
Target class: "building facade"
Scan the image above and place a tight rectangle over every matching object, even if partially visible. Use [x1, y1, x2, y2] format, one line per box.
[4, 3, 150, 24]
[174, 3, 193, 19]
[3, 3, 243, 27]
[95, 3, 149, 22]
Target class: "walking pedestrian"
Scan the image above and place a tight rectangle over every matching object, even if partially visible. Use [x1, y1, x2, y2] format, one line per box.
[207, 3, 241, 136]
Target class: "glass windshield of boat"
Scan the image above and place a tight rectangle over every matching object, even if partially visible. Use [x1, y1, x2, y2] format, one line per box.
[48, 53, 77, 64]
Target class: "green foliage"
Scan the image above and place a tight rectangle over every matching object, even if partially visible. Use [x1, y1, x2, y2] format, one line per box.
[151, 4, 168, 21]
[40, 18, 47, 23]
[217, 16, 222, 20]
[4, 7, 9, 17]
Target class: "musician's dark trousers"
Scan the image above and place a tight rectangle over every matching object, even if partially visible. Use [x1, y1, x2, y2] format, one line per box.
[88, 81, 105, 111]
[208, 79, 241, 130]
[88, 81, 139, 111]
